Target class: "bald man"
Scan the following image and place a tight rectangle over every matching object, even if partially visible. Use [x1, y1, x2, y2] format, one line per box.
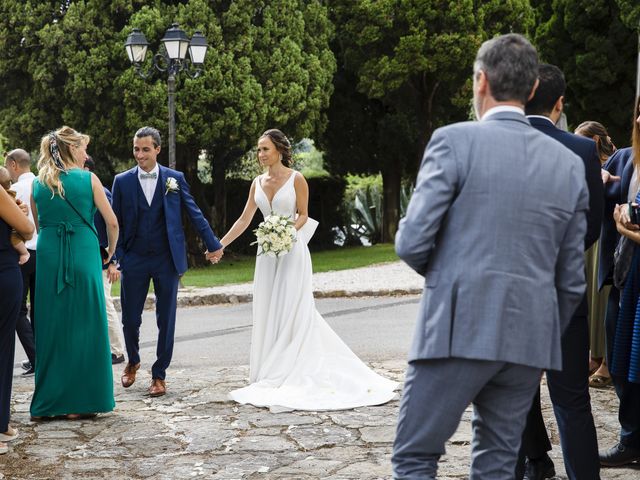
[5, 149, 37, 376]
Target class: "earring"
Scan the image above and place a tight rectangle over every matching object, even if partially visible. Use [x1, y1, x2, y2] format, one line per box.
[279, 153, 283, 163]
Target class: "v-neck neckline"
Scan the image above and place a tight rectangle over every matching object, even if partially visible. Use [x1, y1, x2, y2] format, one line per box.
[258, 171, 295, 208]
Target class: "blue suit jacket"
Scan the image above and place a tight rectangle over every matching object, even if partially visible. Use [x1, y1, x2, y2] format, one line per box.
[598, 147, 634, 289]
[111, 164, 221, 276]
[528, 117, 604, 251]
[94, 187, 111, 248]
[93, 186, 111, 270]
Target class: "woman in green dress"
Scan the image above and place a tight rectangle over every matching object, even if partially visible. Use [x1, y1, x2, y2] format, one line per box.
[30, 126, 119, 419]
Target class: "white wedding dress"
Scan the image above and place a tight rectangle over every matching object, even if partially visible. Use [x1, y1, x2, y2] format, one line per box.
[229, 171, 398, 410]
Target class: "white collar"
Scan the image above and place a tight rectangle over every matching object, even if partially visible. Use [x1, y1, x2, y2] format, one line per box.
[17, 171, 35, 182]
[526, 115, 555, 126]
[481, 105, 525, 121]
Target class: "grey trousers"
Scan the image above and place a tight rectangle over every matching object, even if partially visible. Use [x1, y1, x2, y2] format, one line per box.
[392, 358, 541, 479]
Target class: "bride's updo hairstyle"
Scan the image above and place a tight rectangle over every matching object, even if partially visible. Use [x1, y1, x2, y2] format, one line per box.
[38, 126, 89, 197]
[260, 129, 292, 167]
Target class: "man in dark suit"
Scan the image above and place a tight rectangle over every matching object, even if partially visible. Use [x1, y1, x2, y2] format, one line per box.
[518, 64, 604, 480]
[112, 126, 223, 397]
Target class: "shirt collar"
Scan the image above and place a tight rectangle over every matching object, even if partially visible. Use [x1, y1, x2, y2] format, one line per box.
[138, 164, 159, 178]
[526, 115, 556, 126]
[481, 105, 525, 121]
[17, 172, 35, 182]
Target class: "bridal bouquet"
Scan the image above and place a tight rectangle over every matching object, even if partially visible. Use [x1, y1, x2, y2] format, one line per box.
[253, 214, 297, 257]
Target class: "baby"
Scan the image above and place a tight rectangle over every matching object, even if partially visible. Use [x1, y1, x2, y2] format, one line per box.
[0, 166, 30, 264]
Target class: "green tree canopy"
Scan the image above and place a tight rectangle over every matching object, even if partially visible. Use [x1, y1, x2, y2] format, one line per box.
[532, 0, 637, 145]
[616, 0, 640, 30]
[0, 0, 335, 237]
[324, 0, 534, 241]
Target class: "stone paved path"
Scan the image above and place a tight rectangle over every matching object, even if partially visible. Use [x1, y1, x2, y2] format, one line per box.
[1, 359, 639, 479]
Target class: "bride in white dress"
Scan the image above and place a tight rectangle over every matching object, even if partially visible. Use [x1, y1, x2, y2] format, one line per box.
[221, 129, 397, 411]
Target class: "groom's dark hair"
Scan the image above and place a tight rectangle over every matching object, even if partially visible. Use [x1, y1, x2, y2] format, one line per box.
[135, 126, 162, 148]
[525, 64, 566, 116]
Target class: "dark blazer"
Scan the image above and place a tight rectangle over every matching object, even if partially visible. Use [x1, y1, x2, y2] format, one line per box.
[528, 117, 604, 251]
[598, 147, 634, 290]
[111, 164, 221, 276]
[94, 187, 111, 249]
[93, 187, 111, 271]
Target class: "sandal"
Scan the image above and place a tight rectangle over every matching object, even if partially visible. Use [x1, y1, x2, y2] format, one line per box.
[0, 442, 7, 454]
[65, 413, 97, 420]
[0, 426, 18, 441]
[589, 374, 612, 388]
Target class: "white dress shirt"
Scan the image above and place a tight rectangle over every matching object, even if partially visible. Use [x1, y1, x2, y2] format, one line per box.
[138, 165, 159, 206]
[481, 105, 525, 121]
[10, 172, 38, 250]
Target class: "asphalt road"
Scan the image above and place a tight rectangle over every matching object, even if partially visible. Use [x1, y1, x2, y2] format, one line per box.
[14, 296, 420, 373]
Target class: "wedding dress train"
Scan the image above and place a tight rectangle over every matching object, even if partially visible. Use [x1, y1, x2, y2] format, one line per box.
[229, 171, 398, 410]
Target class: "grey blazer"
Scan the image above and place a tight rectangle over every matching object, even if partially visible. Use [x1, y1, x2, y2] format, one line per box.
[396, 112, 588, 371]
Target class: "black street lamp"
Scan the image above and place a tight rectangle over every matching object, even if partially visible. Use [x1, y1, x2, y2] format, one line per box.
[125, 24, 208, 169]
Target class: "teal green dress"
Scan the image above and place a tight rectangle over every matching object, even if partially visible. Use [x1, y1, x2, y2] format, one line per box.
[30, 169, 114, 417]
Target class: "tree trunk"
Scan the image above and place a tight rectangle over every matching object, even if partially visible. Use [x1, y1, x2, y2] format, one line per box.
[177, 146, 210, 268]
[381, 165, 401, 243]
[212, 153, 227, 234]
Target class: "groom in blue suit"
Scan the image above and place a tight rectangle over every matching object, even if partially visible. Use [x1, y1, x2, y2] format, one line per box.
[112, 126, 223, 397]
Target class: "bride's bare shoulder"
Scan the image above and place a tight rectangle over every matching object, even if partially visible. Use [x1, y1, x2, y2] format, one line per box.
[292, 170, 307, 185]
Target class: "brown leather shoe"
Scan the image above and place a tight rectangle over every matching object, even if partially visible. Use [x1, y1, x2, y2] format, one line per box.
[148, 378, 166, 397]
[121, 362, 140, 388]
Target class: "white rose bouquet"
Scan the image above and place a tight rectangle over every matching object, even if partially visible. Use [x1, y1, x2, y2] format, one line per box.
[253, 214, 297, 257]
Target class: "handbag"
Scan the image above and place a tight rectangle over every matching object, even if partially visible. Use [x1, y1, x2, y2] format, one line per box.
[63, 196, 109, 262]
[613, 235, 635, 290]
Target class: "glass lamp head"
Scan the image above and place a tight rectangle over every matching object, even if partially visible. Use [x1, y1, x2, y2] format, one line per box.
[125, 28, 149, 64]
[161, 23, 190, 60]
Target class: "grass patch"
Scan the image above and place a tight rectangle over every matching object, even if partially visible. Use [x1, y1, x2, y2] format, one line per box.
[111, 243, 397, 294]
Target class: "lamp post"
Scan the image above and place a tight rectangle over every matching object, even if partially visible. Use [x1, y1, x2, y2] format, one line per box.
[125, 24, 208, 170]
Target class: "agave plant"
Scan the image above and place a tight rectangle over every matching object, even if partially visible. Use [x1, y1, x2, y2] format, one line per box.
[400, 181, 414, 218]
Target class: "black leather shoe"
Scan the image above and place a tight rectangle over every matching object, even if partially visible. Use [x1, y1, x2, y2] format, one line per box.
[599, 443, 640, 467]
[523, 453, 555, 480]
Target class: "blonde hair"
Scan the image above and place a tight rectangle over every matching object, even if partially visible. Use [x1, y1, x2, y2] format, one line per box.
[37, 126, 89, 197]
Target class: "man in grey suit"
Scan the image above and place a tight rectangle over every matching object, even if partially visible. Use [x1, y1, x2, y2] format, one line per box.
[391, 33, 589, 479]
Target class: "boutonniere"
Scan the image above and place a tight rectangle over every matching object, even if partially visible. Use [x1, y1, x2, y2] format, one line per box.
[165, 177, 180, 195]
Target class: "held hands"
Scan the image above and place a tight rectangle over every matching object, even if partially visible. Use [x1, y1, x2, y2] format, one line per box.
[206, 247, 224, 264]
[106, 262, 121, 283]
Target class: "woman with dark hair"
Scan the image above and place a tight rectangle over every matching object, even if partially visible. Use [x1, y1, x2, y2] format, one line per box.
[575, 121, 616, 388]
[221, 129, 397, 410]
[0, 181, 33, 454]
[575, 121, 616, 163]
[29, 126, 118, 420]
[601, 97, 640, 467]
